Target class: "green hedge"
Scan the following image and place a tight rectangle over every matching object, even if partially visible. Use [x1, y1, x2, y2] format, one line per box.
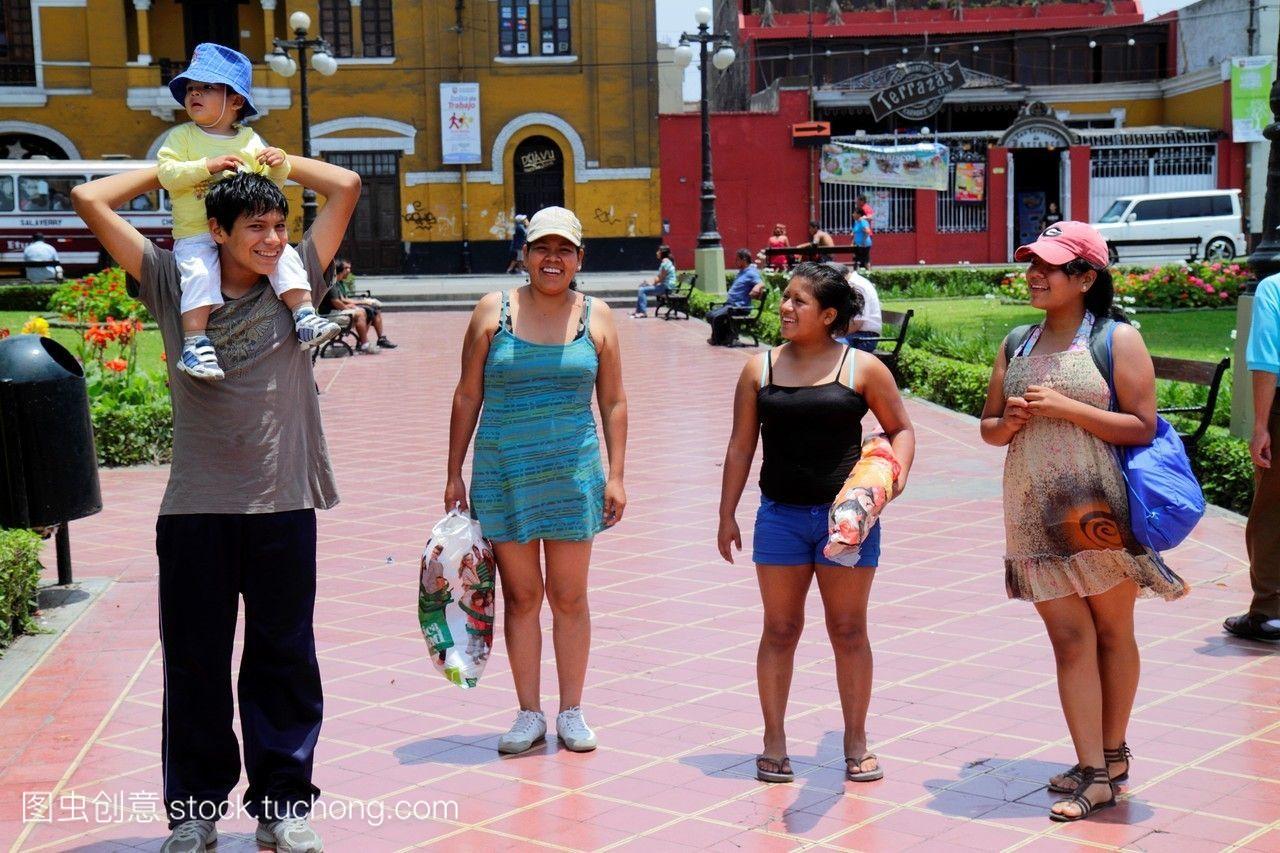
[734, 267, 1012, 300]
[92, 400, 173, 467]
[898, 348, 993, 417]
[897, 347, 1255, 512]
[0, 283, 57, 311]
[0, 528, 43, 651]
[1193, 429, 1255, 515]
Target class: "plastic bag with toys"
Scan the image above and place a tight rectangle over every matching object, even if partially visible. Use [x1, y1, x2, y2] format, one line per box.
[418, 508, 497, 688]
[824, 434, 902, 567]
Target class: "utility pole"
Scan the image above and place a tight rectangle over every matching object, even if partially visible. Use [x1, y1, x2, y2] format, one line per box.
[456, 0, 472, 273]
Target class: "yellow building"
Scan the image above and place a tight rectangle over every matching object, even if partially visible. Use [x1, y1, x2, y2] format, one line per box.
[0, 0, 661, 272]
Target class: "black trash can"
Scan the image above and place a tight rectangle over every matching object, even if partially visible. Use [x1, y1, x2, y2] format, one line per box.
[0, 334, 102, 583]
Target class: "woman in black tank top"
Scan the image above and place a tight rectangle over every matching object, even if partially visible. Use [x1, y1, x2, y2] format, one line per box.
[718, 262, 916, 785]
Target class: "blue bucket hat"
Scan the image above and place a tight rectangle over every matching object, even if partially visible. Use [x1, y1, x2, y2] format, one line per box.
[169, 43, 258, 118]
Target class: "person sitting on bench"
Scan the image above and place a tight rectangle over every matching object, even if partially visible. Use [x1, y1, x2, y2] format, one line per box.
[708, 248, 765, 347]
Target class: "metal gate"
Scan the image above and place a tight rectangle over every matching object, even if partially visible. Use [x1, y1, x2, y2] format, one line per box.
[1088, 138, 1217, 222]
[821, 183, 915, 234]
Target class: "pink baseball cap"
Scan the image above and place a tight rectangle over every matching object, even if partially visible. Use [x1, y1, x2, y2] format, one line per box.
[1014, 221, 1110, 268]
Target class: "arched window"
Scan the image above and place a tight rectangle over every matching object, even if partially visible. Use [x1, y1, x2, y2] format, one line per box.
[0, 133, 70, 160]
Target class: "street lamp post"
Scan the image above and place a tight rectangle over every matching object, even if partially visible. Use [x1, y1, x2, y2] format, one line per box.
[673, 7, 736, 294]
[268, 11, 338, 233]
[1238, 57, 1280, 436]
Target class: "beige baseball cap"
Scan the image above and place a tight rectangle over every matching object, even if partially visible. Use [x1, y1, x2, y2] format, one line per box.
[525, 206, 582, 247]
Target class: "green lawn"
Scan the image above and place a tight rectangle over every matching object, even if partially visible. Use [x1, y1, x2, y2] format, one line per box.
[881, 297, 1237, 363]
[0, 311, 167, 372]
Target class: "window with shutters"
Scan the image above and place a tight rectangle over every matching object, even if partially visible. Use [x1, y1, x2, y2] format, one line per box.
[360, 0, 394, 58]
[0, 0, 33, 85]
[319, 0, 354, 58]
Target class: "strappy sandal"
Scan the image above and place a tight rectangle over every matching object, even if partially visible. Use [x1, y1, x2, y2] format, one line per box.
[755, 754, 794, 783]
[1047, 764, 1085, 794]
[1105, 743, 1132, 785]
[1049, 767, 1116, 823]
[846, 753, 884, 782]
[1048, 744, 1132, 792]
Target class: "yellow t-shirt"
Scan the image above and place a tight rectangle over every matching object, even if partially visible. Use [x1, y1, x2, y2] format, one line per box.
[156, 123, 291, 240]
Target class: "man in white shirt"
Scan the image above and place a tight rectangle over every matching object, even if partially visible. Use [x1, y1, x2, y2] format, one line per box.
[841, 266, 882, 352]
[23, 232, 62, 282]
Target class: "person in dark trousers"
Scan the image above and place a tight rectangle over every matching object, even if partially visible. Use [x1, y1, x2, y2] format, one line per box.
[707, 248, 765, 346]
[73, 157, 361, 853]
[506, 213, 528, 274]
[1225, 272, 1280, 642]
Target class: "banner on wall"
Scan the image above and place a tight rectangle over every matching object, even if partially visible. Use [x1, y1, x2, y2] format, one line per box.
[1230, 56, 1275, 143]
[954, 162, 986, 202]
[440, 82, 482, 165]
[820, 142, 949, 191]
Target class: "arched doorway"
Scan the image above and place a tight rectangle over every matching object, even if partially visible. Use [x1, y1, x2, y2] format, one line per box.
[513, 135, 564, 216]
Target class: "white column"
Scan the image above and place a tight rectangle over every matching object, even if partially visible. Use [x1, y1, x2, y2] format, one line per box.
[133, 0, 152, 65]
[350, 0, 364, 58]
[261, 0, 278, 62]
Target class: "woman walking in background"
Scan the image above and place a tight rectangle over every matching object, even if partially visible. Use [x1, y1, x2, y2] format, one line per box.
[718, 262, 915, 785]
[447, 206, 628, 755]
[979, 222, 1186, 822]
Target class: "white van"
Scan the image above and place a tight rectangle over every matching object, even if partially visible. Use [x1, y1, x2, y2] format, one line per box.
[1092, 189, 1246, 264]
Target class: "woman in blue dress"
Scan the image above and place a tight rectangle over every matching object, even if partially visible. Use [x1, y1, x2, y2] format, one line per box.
[446, 206, 628, 755]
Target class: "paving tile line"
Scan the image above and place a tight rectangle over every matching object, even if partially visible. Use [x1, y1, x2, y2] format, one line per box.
[331, 563, 1212, 850]
[295, 520, 1273, 771]
[9, 641, 160, 853]
[25, 496, 1267, 846]
[0, 577, 117, 711]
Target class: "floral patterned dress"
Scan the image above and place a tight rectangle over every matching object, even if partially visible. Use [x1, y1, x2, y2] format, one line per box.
[1002, 316, 1187, 602]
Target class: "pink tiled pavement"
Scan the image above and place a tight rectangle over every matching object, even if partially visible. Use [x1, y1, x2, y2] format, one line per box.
[0, 310, 1276, 852]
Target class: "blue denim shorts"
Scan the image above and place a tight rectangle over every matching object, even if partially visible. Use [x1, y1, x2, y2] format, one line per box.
[752, 497, 881, 568]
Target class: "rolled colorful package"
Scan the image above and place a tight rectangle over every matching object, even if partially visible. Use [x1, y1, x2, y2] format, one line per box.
[824, 434, 901, 566]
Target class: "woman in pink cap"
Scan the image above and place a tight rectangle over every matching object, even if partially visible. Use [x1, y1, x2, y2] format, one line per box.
[979, 221, 1187, 822]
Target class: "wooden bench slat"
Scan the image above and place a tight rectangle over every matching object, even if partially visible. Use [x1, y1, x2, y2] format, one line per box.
[1151, 355, 1224, 385]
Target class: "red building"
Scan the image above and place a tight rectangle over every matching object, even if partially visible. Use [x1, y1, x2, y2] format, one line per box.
[660, 0, 1246, 267]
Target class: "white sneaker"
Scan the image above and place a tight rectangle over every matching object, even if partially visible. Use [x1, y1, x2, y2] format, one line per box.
[497, 709, 546, 754]
[255, 816, 323, 852]
[160, 819, 217, 852]
[556, 706, 598, 752]
[356, 342, 381, 355]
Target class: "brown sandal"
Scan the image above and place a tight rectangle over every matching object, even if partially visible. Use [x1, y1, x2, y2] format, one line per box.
[1049, 767, 1116, 822]
[846, 753, 884, 782]
[756, 754, 794, 783]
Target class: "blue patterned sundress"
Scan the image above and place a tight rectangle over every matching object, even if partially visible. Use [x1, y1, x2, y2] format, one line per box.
[470, 291, 606, 543]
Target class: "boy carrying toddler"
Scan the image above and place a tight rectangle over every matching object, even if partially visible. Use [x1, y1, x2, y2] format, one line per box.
[158, 43, 338, 380]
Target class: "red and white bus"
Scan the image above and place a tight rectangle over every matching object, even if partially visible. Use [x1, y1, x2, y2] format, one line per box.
[0, 159, 172, 277]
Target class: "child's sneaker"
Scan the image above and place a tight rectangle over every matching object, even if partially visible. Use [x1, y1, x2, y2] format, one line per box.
[176, 335, 224, 380]
[293, 307, 340, 350]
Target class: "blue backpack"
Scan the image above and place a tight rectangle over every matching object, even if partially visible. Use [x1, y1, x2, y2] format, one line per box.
[1004, 319, 1205, 552]
[1100, 320, 1205, 551]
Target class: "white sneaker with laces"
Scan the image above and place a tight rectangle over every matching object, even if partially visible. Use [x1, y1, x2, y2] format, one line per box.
[255, 816, 324, 852]
[497, 708, 546, 754]
[556, 706, 598, 752]
[160, 819, 217, 852]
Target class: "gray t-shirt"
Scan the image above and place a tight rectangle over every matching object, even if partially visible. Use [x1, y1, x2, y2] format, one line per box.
[136, 236, 339, 515]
